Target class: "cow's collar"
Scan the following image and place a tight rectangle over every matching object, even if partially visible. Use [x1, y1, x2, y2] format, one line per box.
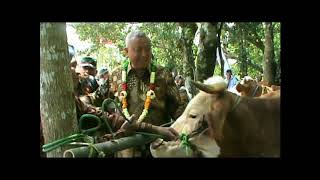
[230, 95, 241, 113]
[251, 84, 260, 97]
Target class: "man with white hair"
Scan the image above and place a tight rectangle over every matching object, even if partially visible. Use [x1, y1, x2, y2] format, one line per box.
[89, 31, 184, 157]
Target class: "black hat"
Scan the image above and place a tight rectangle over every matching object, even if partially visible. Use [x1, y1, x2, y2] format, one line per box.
[98, 67, 109, 77]
[79, 57, 97, 68]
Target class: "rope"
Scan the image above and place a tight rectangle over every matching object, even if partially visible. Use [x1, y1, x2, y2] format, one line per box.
[69, 142, 105, 158]
[83, 136, 105, 158]
[135, 132, 165, 139]
[159, 121, 174, 127]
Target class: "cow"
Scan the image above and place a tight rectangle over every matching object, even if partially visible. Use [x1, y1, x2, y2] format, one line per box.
[236, 76, 280, 97]
[150, 75, 280, 157]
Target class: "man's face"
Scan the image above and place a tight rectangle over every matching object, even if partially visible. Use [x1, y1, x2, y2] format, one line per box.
[101, 73, 109, 80]
[175, 79, 182, 86]
[79, 66, 97, 76]
[125, 37, 152, 70]
[226, 72, 231, 80]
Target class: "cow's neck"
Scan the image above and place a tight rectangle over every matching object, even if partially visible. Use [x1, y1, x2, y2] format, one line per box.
[221, 93, 280, 156]
[249, 84, 261, 97]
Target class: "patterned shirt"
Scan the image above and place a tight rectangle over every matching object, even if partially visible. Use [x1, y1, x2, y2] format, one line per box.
[108, 62, 185, 126]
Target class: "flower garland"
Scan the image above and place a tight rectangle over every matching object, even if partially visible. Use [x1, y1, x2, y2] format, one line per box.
[119, 60, 157, 123]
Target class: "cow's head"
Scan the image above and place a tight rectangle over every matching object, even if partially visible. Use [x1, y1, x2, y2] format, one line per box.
[236, 76, 262, 97]
[150, 75, 238, 157]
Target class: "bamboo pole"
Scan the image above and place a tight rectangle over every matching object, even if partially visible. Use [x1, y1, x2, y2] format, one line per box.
[63, 134, 157, 158]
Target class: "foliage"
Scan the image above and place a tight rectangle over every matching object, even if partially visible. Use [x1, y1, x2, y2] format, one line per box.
[222, 22, 280, 79]
[73, 23, 183, 73]
[72, 22, 280, 81]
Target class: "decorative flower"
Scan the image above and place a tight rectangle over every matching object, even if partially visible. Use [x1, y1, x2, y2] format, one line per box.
[122, 98, 128, 109]
[121, 59, 157, 123]
[120, 91, 127, 98]
[122, 71, 127, 82]
[150, 72, 156, 84]
[146, 90, 156, 99]
[149, 84, 156, 91]
[122, 83, 127, 91]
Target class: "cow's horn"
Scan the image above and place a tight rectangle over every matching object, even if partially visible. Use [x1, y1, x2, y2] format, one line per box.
[191, 80, 222, 94]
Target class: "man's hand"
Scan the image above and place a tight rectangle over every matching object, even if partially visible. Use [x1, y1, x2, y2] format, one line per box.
[105, 112, 126, 130]
[154, 126, 179, 141]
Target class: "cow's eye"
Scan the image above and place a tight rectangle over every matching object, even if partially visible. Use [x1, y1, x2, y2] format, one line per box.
[189, 114, 197, 119]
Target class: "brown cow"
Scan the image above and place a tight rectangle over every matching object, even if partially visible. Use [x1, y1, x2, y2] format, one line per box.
[236, 76, 280, 98]
[150, 75, 280, 157]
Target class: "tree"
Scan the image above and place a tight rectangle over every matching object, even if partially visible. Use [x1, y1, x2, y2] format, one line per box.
[40, 23, 78, 157]
[178, 22, 197, 79]
[74, 23, 184, 74]
[239, 27, 248, 78]
[217, 22, 225, 77]
[195, 22, 218, 82]
[72, 22, 281, 84]
[263, 22, 276, 85]
[224, 22, 267, 78]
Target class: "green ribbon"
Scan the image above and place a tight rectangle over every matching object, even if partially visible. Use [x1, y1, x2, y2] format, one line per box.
[42, 114, 103, 154]
[122, 59, 130, 71]
[179, 133, 192, 156]
[42, 133, 86, 153]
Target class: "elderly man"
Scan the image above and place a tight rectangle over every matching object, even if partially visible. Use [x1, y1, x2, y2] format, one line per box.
[89, 31, 185, 157]
[113, 31, 186, 157]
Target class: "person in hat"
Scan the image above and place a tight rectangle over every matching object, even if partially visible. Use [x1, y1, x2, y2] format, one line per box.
[69, 60, 101, 120]
[96, 66, 109, 86]
[80, 66, 112, 107]
[78, 56, 98, 77]
[77, 56, 99, 92]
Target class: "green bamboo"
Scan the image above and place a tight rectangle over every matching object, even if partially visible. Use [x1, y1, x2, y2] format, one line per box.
[63, 134, 157, 158]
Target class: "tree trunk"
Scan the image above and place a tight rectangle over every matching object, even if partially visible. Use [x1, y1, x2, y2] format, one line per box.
[217, 22, 224, 77]
[40, 23, 78, 157]
[223, 47, 263, 74]
[179, 23, 197, 79]
[239, 29, 248, 78]
[263, 22, 276, 85]
[195, 23, 218, 82]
